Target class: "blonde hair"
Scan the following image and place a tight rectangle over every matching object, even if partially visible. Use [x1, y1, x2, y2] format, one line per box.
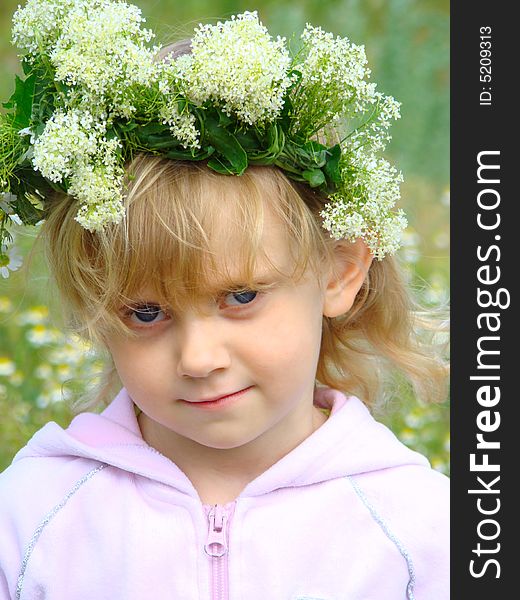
[37, 154, 448, 413]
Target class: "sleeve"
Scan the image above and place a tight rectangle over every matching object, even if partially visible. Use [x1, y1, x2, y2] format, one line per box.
[407, 470, 450, 599]
[0, 456, 77, 600]
[0, 572, 12, 600]
[352, 465, 450, 600]
[0, 464, 27, 600]
[0, 454, 107, 599]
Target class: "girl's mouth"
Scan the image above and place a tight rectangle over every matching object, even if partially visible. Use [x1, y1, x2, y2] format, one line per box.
[179, 386, 253, 410]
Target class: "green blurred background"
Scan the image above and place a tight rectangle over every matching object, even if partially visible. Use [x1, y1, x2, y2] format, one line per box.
[0, 0, 449, 472]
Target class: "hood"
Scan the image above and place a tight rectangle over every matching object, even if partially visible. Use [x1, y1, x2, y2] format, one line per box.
[13, 387, 429, 498]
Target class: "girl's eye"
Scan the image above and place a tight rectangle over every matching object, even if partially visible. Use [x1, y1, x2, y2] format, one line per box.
[222, 290, 258, 307]
[127, 304, 167, 325]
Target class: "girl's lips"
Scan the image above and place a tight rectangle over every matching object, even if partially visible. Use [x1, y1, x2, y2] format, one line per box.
[179, 386, 253, 409]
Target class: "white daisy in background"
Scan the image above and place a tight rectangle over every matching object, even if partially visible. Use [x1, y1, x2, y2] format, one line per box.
[0, 357, 16, 377]
[25, 325, 62, 347]
[16, 305, 49, 326]
[0, 193, 23, 225]
[0, 244, 23, 279]
[0, 297, 13, 313]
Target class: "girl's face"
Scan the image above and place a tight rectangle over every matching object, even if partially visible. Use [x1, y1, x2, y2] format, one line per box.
[104, 206, 331, 452]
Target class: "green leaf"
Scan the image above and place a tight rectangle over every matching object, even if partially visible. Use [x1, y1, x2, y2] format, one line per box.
[144, 134, 183, 150]
[2, 74, 36, 129]
[234, 128, 261, 152]
[14, 167, 56, 196]
[6, 182, 45, 225]
[21, 58, 32, 76]
[16, 146, 34, 167]
[323, 144, 342, 186]
[300, 141, 328, 167]
[137, 122, 169, 136]
[166, 146, 215, 161]
[301, 151, 327, 169]
[30, 64, 59, 125]
[218, 111, 233, 127]
[131, 123, 184, 151]
[302, 169, 326, 187]
[164, 148, 195, 160]
[266, 123, 284, 154]
[117, 122, 139, 133]
[247, 123, 286, 165]
[34, 122, 46, 137]
[177, 97, 189, 112]
[203, 114, 247, 175]
[277, 139, 327, 173]
[302, 140, 327, 153]
[207, 157, 236, 174]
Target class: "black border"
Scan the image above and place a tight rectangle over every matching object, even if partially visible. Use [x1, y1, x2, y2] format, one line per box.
[451, 2, 514, 595]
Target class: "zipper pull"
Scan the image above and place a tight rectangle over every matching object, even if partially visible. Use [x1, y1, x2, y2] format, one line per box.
[204, 504, 229, 557]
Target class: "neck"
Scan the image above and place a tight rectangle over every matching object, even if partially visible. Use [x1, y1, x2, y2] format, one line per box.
[137, 402, 328, 505]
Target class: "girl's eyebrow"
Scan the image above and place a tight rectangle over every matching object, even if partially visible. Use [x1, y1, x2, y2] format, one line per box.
[209, 270, 288, 293]
[224, 279, 279, 290]
[117, 295, 167, 310]
[120, 270, 289, 308]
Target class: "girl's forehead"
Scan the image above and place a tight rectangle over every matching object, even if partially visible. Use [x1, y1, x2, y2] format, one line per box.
[124, 215, 300, 301]
[211, 204, 293, 261]
[117, 169, 323, 306]
[197, 198, 298, 271]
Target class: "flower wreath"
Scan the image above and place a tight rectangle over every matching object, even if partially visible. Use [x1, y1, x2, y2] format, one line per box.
[0, 0, 407, 276]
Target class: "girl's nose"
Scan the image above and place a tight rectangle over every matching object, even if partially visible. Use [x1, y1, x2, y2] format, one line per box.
[176, 317, 231, 378]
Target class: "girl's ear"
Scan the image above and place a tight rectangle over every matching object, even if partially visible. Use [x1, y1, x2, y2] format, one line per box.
[322, 239, 373, 318]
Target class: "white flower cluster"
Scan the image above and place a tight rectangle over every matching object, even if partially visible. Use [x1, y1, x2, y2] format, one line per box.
[33, 110, 125, 231]
[50, 0, 158, 113]
[12, 0, 77, 56]
[7, 1, 407, 259]
[349, 93, 402, 154]
[293, 25, 373, 128]
[321, 157, 407, 260]
[13, 0, 159, 117]
[13, 0, 159, 231]
[68, 137, 126, 231]
[159, 99, 201, 150]
[293, 25, 404, 257]
[33, 110, 98, 182]
[179, 11, 291, 125]
[293, 25, 401, 151]
[156, 59, 200, 148]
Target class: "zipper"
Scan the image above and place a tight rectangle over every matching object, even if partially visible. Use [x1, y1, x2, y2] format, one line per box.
[204, 503, 235, 600]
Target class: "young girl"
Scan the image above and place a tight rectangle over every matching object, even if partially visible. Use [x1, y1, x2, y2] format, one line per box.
[0, 2, 449, 599]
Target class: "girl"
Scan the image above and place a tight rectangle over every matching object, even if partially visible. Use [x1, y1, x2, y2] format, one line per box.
[0, 2, 449, 599]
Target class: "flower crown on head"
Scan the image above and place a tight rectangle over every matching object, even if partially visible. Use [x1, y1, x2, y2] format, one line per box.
[0, 0, 407, 277]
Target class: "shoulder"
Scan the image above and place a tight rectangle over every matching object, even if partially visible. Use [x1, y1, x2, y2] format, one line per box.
[0, 449, 109, 532]
[349, 464, 449, 551]
[350, 464, 449, 599]
[0, 451, 104, 598]
[351, 460, 449, 506]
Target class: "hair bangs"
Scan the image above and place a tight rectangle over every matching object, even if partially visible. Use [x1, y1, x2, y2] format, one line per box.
[106, 157, 320, 332]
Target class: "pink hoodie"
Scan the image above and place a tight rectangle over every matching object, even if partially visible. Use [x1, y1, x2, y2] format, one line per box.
[0, 387, 449, 600]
